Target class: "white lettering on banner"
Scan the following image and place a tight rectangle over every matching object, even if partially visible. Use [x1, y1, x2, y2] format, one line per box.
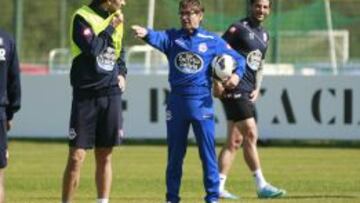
[121, 75, 360, 140]
[256, 88, 355, 125]
[8, 75, 360, 140]
[255, 76, 360, 140]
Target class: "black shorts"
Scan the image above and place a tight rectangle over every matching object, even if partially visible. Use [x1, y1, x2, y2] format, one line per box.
[69, 94, 123, 149]
[0, 120, 8, 169]
[221, 96, 256, 122]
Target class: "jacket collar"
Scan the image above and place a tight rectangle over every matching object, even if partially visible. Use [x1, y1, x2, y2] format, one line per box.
[181, 26, 204, 37]
[89, 2, 110, 19]
[246, 17, 261, 28]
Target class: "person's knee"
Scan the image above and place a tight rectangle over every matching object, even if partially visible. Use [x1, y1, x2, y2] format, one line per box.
[226, 136, 242, 152]
[95, 148, 113, 165]
[96, 156, 112, 166]
[67, 150, 86, 170]
[243, 127, 258, 144]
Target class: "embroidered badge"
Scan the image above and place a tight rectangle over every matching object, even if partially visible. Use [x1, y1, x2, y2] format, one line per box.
[83, 28, 92, 36]
[198, 43, 208, 53]
[229, 26, 237, 33]
[68, 128, 77, 140]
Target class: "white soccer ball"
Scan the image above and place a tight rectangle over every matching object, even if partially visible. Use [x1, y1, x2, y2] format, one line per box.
[212, 54, 236, 81]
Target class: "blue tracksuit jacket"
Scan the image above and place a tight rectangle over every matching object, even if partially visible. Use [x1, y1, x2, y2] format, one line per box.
[145, 27, 245, 97]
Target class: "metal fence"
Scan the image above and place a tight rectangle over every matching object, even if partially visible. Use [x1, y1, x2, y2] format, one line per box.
[1, 0, 360, 74]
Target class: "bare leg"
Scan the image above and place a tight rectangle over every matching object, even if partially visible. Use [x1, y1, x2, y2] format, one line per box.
[62, 148, 86, 202]
[218, 121, 243, 175]
[237, 118, 261, 172]
[218, 121, 243, 198]
[237, 118, 286, 198]
[237, 118, 268, 190]
[95, 148, 113, 199]
[0, 169, 4, 203]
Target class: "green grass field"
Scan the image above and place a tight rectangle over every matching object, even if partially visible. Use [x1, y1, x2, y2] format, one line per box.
[5, 140, 360, 203]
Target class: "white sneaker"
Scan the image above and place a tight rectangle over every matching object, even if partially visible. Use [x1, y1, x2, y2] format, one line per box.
[257, 183, 286, 198]
[219, 189, 239, 200]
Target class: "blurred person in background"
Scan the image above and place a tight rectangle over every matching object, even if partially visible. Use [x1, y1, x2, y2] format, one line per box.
[214, 0, 286, 199]
[0, 28, 21, 203]
[131, 0, 245, 202]
[61, 0, 127, 203]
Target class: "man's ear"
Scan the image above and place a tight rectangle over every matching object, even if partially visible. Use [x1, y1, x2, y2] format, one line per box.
[199, 13, 204, 21]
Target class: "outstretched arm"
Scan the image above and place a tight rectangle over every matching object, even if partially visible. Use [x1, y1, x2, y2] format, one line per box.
[131, 25, 170, 53]
[131, 25, 148, 38]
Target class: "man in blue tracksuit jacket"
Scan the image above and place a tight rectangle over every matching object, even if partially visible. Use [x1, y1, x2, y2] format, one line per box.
[132, 1, 245, 202]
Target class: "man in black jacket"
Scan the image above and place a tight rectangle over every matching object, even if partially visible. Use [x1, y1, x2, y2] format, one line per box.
[0, 28, 21, 203]
[61, 0, 127, 203]
[214, 0, 286, 199]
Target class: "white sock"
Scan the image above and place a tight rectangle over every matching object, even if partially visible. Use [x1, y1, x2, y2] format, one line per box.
[219, 173, 227, 192]
[253, 169, 267, 190]
[97, 198, 109, 203]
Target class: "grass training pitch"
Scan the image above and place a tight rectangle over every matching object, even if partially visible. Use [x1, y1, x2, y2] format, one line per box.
[5, 140, 360, 203]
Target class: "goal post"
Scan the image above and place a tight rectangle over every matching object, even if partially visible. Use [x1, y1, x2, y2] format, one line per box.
[275, 30, 349, 66]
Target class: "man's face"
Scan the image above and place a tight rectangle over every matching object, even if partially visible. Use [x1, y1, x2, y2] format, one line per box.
[108, 0, 126, 12]
[179, 7, 203, 32]
[250, 0, 271, 23]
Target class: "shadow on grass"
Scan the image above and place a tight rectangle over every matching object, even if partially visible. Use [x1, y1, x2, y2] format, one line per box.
[9, 137, 360, 148]
[282, 194, 359, 199]
[257, 139, 360, 149]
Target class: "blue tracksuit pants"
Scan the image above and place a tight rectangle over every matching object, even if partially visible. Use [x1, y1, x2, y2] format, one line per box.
[165, 93, 219, 203]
